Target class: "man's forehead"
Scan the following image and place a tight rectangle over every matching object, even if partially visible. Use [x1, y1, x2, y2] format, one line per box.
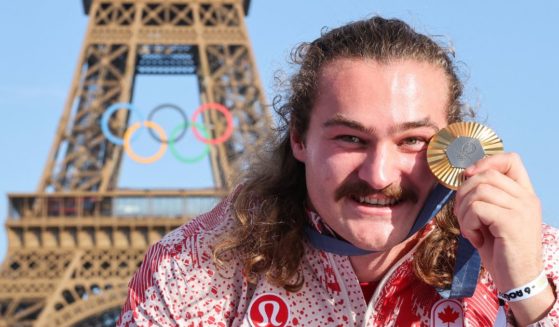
[313, 57, 450, 127]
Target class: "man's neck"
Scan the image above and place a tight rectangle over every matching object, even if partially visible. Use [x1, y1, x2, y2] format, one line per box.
[349, 235, 420, 283]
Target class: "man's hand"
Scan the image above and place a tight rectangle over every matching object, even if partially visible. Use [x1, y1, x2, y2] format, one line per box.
[454, 152, 555, 325]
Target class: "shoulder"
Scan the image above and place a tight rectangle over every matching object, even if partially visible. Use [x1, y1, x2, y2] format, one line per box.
[160, 192, 236, 253]
[142, 191, 237, 268]
[118, 193, 244, 326]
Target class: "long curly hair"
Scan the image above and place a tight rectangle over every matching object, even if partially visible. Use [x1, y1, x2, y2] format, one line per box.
[214, 16, 470, 291]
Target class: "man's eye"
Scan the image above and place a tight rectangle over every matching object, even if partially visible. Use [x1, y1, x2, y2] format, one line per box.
[337, 135, 363, 144]
[401, 137, 427, 149]
[403, 138, 421, 145]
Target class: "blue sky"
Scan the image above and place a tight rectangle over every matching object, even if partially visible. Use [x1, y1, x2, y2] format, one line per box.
[1, 1, 558, 261]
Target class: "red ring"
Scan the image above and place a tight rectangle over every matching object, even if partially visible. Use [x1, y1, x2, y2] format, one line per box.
[191, 102, 234, 145]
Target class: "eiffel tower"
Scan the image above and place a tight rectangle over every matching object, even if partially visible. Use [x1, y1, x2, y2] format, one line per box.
[0, 0, 270, 325]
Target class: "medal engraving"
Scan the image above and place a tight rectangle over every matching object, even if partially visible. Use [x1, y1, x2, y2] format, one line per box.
[446, 137, 485, 169]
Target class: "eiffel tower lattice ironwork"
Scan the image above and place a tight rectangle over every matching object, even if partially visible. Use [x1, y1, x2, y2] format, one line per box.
[0, 0, 270, 325]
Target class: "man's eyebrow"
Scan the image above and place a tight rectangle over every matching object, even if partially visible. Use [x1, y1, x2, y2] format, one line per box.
[323, 115, 375, 134]
[323, 114, 440, 134]
[392, 119, 440, 133]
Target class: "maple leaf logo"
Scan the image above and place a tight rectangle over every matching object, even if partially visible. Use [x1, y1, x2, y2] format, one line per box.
[438, 305, 459, 326]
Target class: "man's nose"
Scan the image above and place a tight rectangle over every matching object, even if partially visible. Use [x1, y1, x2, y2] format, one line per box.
[357, 143, 398, 190]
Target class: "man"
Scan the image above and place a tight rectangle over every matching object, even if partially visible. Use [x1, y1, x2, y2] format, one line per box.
[118, 17, 559, 326]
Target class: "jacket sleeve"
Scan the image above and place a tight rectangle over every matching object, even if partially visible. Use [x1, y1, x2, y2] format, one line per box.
[508, 224, 559, 326]
[117, 242, 182, 326]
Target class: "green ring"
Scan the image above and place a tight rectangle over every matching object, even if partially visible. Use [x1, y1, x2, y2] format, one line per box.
[169, 122, 210, 164]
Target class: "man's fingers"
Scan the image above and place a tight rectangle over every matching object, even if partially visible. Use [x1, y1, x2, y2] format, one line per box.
[457, 200, 504, 249]
[457, 169, 523, 205]
[464, 152, 534, 194]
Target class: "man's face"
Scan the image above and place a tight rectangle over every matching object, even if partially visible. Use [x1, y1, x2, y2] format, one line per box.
[291, 58, 449, 251]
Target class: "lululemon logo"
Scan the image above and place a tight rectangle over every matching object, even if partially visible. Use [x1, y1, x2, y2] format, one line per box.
[248, 293, 290, 327]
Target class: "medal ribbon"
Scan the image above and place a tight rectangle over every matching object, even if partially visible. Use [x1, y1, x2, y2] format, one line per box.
[304, 184, 481, 298]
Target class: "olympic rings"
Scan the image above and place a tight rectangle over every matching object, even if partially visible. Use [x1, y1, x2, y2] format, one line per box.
[124, 121, 167, 164]
[101, 103, 144, 145]
[169, 122, 210, 164]
[191, 103, 234, 145]
[100, 102, 234, 164]
[147, 104, 189, 144]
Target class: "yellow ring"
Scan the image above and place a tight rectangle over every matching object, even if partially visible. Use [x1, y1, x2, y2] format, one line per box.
[123, 121, 168, 164]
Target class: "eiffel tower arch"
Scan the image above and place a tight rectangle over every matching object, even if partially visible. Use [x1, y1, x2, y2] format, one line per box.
[0, 0, 270, 325]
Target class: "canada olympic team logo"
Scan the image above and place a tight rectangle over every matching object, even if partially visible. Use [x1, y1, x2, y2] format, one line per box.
[430, 298, 464, 327]
[248, 293, 290, 327]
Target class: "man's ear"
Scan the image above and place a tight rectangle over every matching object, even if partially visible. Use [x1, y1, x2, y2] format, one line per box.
[290, 129, 306, 162]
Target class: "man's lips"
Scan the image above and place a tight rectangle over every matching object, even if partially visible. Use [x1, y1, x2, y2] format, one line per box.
[350, 194, 401, 206]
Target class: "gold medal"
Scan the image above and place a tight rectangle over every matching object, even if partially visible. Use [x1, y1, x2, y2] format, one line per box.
[427, 122, 504, 190]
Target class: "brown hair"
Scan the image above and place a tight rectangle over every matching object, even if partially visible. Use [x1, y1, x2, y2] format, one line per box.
[214, 16, 469, 291]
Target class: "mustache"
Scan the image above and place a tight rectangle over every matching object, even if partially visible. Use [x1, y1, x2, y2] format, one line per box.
[334, 179, 418, 203]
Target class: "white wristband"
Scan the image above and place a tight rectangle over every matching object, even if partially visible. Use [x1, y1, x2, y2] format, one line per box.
[497, 271, 549, 302]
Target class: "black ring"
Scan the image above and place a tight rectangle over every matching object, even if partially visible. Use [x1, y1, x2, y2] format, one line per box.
[147, 104, 188, 144]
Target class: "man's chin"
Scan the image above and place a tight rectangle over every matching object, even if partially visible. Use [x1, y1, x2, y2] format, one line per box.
[341, 214, 420, 250]
[350, 240, 396, 252]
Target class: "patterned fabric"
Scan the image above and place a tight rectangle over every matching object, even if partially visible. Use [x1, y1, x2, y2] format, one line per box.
[118, 194, 559, 326]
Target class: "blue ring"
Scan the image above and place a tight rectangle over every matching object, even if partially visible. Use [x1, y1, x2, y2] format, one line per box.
[101, 103, 144, 145]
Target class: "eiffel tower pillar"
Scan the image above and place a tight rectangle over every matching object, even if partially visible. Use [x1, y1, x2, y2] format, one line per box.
[0, 0, 270, 325]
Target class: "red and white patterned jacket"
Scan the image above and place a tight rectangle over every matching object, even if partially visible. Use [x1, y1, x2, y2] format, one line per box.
[118, 194, 559, 326]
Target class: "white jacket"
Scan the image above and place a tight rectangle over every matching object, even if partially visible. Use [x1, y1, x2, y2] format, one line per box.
[118, 194, 559, 326]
